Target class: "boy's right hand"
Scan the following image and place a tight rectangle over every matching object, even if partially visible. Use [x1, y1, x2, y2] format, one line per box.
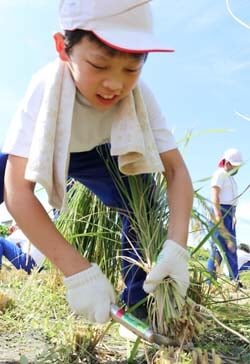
[143, 239, 189, 297]
[64, 263, 115, 323]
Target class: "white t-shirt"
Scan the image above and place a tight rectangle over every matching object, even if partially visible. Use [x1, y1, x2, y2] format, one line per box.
[223, 248, 250, 276]
[211, 168, 238, 206]
[8, 229, 45, 266]
[3, 67, 176, 158]
[237, 249, 250, 270]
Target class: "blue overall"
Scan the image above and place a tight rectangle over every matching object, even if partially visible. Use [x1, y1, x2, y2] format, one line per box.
[239, 261, 250, 271]
[68, 145, 149, 306]
[0, 148, 148, 306]
[0, 236, 36, 274]
[207, 204, 238, 280]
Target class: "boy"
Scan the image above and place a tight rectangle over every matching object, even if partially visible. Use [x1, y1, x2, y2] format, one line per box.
[1, 0, 193, 323]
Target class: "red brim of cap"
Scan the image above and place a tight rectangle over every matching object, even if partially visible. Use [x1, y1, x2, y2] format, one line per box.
[218, 159, 242, 167]
[218, 159, 225, 167]
[92, 31, 175, 53]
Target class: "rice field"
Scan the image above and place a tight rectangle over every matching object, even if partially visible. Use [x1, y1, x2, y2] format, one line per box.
[0, 263, 249, 363]
[0, 180, 249, 363]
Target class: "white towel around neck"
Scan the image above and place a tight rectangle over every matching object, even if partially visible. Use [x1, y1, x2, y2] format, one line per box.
[25, 59, 164, 210]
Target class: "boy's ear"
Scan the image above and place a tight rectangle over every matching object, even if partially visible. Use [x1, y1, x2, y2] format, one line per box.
[53, 32, 69, 61]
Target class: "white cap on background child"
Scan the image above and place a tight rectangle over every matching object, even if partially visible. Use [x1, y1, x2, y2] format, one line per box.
[218, 148, 243, 167]
[59, 0, 174, 53]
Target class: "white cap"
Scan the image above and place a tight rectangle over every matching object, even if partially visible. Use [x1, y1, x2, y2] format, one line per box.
[219, 148, 243, 167]
[59, 0, 174, 53]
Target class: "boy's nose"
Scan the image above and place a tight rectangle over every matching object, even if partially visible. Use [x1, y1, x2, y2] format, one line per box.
[102, 78, 123, 92]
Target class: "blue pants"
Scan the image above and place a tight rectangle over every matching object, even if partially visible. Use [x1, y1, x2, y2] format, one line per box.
[239, 261, 250, 272]
[68, 145, 150, 306]
[0, 237, 36, 274]
[0, 148, 149, 305]
[207, 204, 238, 280]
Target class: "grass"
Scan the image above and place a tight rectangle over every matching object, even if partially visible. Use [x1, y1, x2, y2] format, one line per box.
[0, 262, 249, 363]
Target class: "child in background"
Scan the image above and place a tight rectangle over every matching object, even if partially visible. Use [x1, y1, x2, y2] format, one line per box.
[1, 0, 193, 323]
[208, 148, 243, 281]
[0, 224, 45, 274]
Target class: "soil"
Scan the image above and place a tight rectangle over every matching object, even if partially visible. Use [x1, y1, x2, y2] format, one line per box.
[0, 331, 47, 363]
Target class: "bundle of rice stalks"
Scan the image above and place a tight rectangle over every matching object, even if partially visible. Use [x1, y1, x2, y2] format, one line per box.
[106, 165, 206, 345]
[57, 149, 207, 345]
[148, 282, 204, 344]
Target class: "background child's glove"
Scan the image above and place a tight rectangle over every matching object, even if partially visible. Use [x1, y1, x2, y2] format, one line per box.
[64, 263, 115, 323]
[143, 239, 190, 297]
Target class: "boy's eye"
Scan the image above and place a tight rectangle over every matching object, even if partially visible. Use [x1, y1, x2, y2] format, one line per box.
[88, 61, 106, 70]
[126, 68, 140, 73]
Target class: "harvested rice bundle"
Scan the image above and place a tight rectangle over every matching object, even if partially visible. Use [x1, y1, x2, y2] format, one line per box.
[113, 172, 205, 344]
[148, 283, 204, 343]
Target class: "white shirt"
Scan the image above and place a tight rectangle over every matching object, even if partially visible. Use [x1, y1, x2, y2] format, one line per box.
[224, 248, 250, 276]
[3, 77, 176, 157]
[238, 249, 250, 269]
[211, 168, 238, 206]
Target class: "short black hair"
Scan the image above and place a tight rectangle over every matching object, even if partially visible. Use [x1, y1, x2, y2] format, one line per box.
[64, 29, 148, 62]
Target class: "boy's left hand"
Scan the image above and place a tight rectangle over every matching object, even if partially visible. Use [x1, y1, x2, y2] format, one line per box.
[143, 239, 190, 297]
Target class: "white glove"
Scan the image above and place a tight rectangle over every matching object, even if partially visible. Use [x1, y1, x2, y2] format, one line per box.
[143, 239, 190, 297]
[64, 263, 115, 323]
